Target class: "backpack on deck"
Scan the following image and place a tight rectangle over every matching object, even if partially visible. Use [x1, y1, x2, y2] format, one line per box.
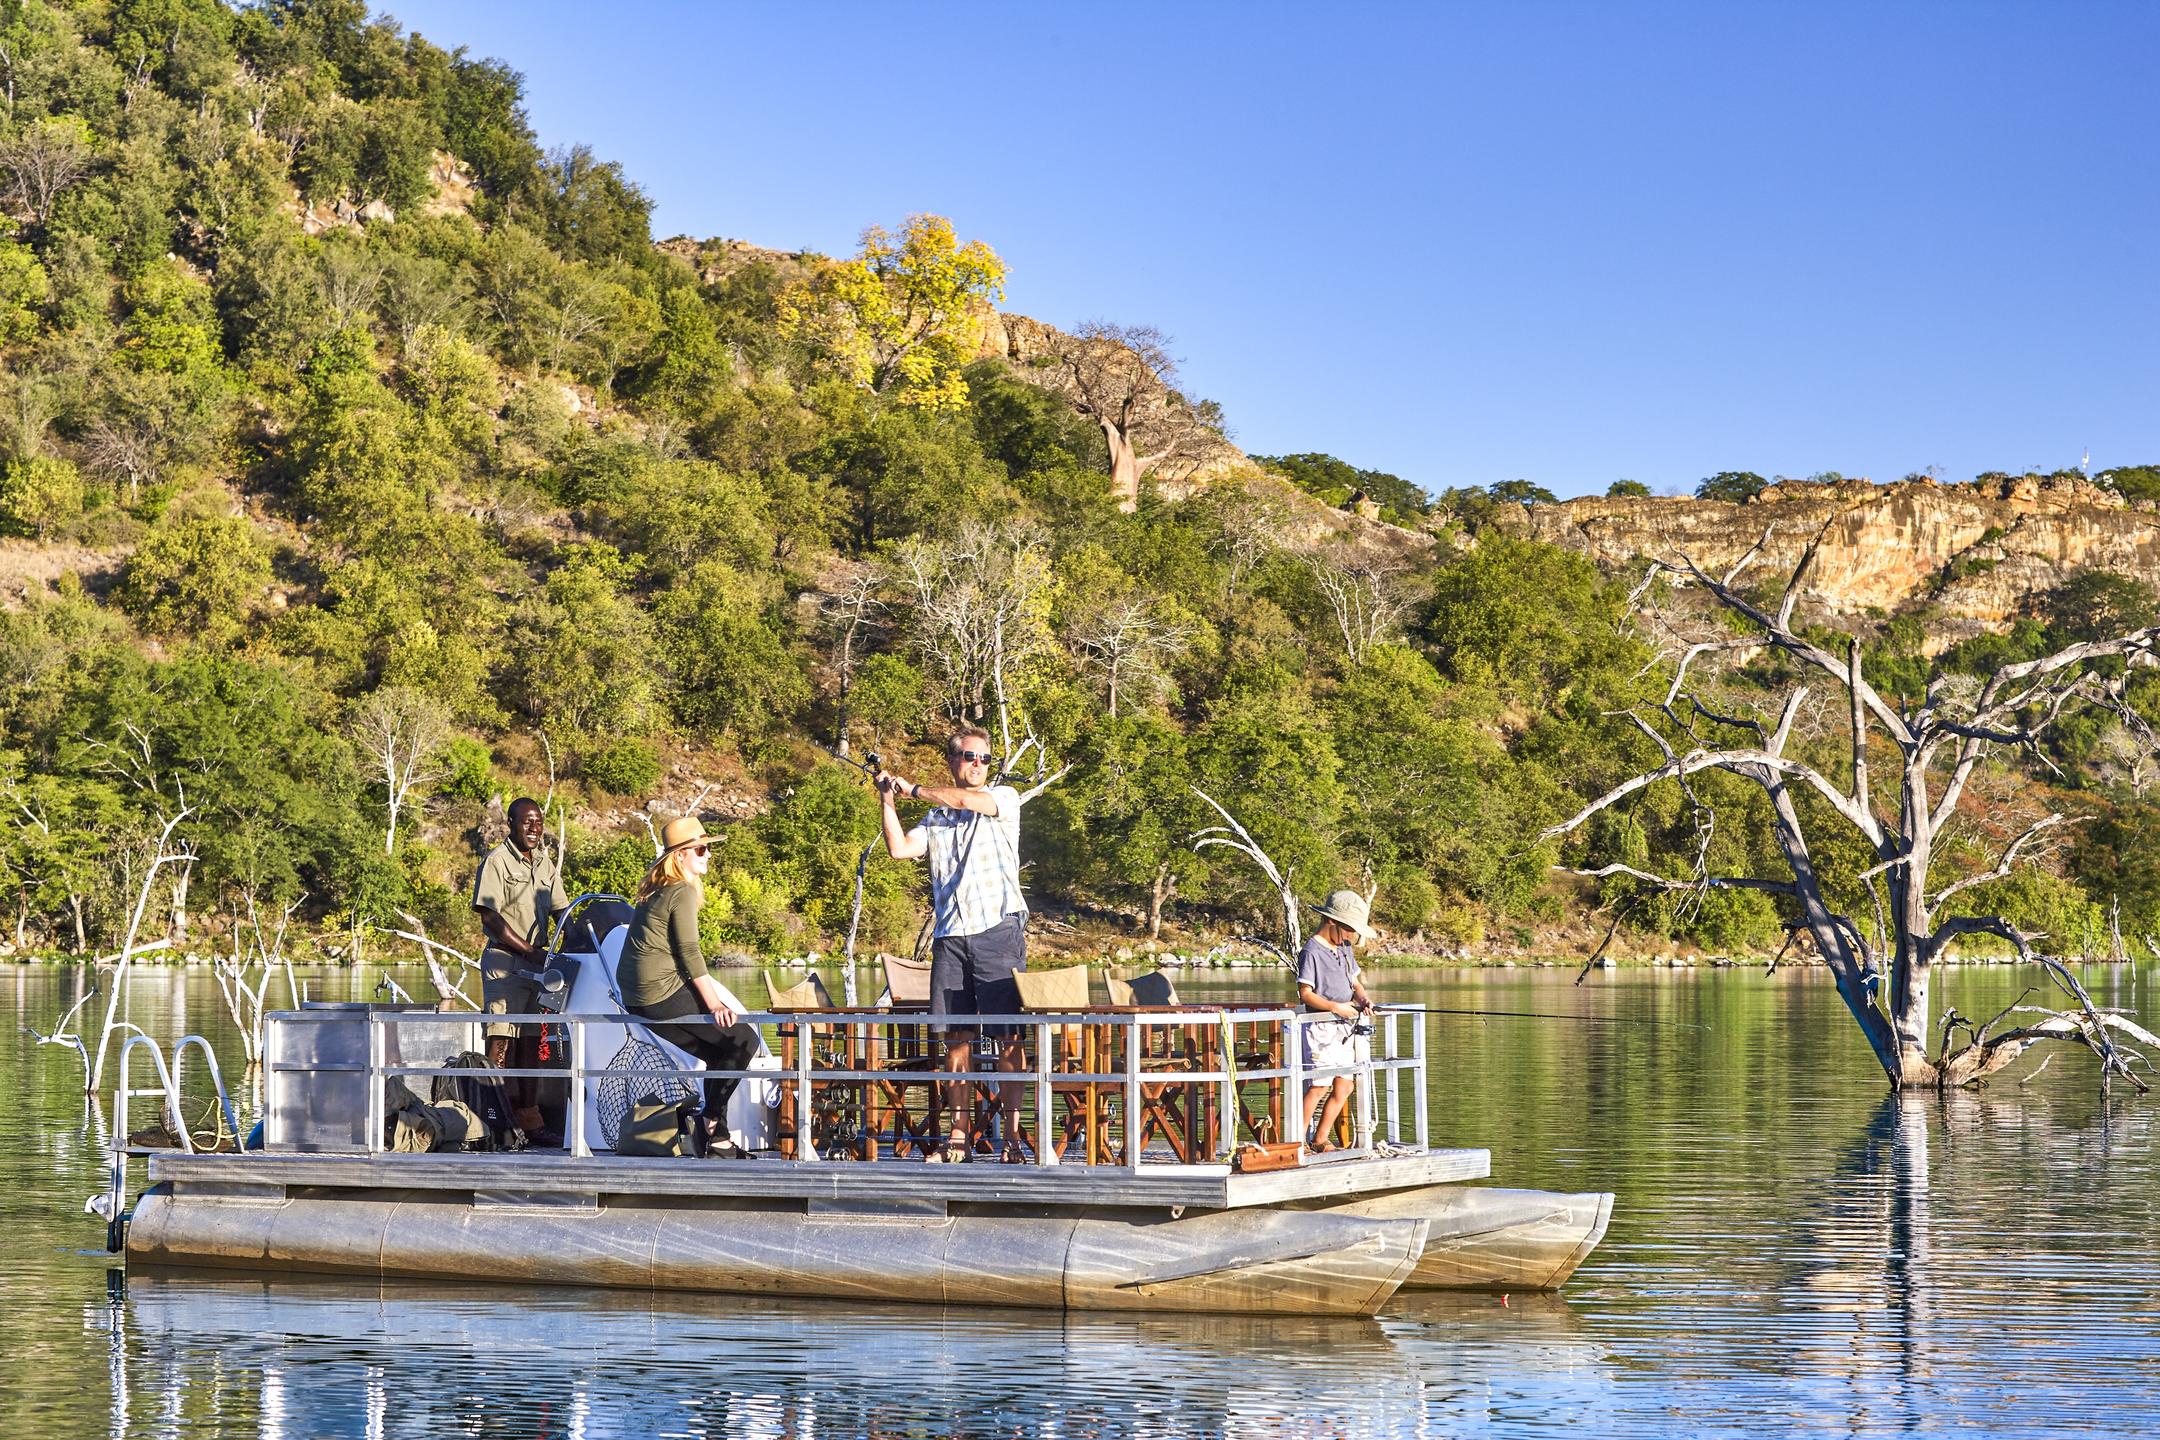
[431, 1050, 525, 1151]
[382, 1078, 486, 1154]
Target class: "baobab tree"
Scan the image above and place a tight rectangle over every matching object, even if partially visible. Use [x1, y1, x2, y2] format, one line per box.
[1044, 322, 1224, 512]
[1540, 529, 2160, 1094]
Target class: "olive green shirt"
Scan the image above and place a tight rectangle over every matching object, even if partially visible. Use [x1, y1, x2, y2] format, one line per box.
[619, 880, 707, 1008]
[471, 840, 566, 951]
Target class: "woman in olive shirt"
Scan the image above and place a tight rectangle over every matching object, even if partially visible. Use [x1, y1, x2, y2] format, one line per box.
[619, 815, 761, 1147]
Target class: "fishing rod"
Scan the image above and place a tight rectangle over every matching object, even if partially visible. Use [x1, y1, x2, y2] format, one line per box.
[822, 742, 884, 784]
[1217, 937, 1706, 1030]
[818, 743, 885, 1007]
[1417, 1005, 1707, 1030]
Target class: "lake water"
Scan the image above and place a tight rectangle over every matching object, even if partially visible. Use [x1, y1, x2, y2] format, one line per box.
[4, 960, 2157, 1438]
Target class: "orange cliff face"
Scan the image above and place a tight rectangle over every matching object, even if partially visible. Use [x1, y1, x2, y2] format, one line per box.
[1494, 475, 2160, 649]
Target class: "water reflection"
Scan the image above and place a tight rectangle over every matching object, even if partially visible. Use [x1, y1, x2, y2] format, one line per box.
[14, 964, 2160, 1438]
[109, 1273, 1613, 1439]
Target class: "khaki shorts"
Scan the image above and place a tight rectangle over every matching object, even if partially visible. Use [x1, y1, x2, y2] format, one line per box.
[480, 948, 541, 1041]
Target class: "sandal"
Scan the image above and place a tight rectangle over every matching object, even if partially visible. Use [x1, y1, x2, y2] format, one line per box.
[1000, 1139, 1028, 1165]
[925, 1139, 971, 1164]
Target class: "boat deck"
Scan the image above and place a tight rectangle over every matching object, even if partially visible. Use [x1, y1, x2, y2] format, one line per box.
[147, 1145, 1491, 1211]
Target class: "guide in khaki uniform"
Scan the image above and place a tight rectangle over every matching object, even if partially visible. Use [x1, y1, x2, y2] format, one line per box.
[471, 797, 569, 1138]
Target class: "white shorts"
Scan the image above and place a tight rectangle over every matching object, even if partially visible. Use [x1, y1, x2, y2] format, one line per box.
[1301, 1016, 1364, 1077]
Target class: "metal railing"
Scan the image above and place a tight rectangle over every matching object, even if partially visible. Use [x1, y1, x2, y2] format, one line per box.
[287, 1003, 1430, 1171]
[104, 1032, 239, 1249]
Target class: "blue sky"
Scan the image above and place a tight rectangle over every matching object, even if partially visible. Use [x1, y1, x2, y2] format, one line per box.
[383, 1, 2160, 499]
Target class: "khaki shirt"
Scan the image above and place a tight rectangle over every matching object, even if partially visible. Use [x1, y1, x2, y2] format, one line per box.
[471, 840, 566, 952]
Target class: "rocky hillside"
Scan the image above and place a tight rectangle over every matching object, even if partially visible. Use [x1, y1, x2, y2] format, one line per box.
[1494, 474, 2160, 647]
[656, 236, 1252, 488]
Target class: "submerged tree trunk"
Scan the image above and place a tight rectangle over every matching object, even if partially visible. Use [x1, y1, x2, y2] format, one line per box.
[169, 859, 192, 943]
[1540, 528, 2157, 1096]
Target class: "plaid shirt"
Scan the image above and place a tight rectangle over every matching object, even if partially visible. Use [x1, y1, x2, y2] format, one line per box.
[911, 784, 1026, 938]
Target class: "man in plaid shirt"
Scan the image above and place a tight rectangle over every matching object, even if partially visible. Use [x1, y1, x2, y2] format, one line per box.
[876, 725, 1029, 1163]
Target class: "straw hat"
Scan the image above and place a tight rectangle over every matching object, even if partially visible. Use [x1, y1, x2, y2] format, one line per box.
[657, 814, 709, 856]
[1313, 889, 1377, 942]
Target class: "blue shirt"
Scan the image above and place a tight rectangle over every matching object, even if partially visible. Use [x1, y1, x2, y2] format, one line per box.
[1296, 933, 1360, 1005]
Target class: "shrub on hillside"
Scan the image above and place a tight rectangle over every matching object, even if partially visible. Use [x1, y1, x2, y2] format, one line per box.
[582, 736, 663, 795]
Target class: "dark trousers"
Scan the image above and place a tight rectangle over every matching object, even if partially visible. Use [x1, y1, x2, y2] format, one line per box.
[635, 986, 761, 1119]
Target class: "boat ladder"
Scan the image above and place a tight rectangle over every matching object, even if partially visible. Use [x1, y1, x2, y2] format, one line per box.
[97, 1033, 239, 1254]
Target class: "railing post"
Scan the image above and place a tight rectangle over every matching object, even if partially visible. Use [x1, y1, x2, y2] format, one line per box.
[1124, 1018, 1142, 1169]
[1286, 1013, 1304, 1147]
[365, 1013, 385, 1155]
[107, 1042, 134, 1234]
[1034, 1020, 1055, 1167]
[567, 1017, 589, 1157]
[1353, 1020, 1375, 1154]
[263, 1020, 279, 1149]
[1384, 1010, 1401, 1145]
[1217, 1015, 1235, 1163]
[795, 1018, 818, 1163]
[1413, 1006, 1429, 1150]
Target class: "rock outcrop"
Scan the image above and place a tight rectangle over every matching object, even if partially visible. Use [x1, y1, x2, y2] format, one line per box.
[654, 237, 1252, 491]
[1495, 475, 2160, 645]
[970, 312, 1249, 492]
[286, 150, 475, 236]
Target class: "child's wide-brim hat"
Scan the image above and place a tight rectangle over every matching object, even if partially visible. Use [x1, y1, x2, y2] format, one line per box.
[1313, 889, 1377, 942]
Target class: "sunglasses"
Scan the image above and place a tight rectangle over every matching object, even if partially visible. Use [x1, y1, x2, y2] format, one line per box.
[688, 844, 709, 857]
[952, 750, 992, 764]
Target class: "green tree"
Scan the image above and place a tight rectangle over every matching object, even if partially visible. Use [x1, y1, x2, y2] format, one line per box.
[114, 513, 271, 642]
[506, 543, 659, 738]
[1488, 478, 1557, 505]
[2040, 571, 2157, 644]
[620, 284, 731, 425]
[0, 234, 50, 342]
[1696, 470, 1768, 502]
[1423, 535, 1639, 706]
[846, 652, 924, 753]
[1188, 685, 1345, 920]
[1606, 478, 1652, 498]
[1037, 709, 1204, 939]
[1255, 452, 1430, 514]
[797, 405, 1004, 550]
[2100, 464, 2160, 503]
[539, 144, 652, 264]
[654, 559, 807, 747]
[0, 454, 82, 537]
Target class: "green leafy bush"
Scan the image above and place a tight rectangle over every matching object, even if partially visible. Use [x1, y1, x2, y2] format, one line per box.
[582, 735, 663, 795]
[437, 737, 497, 801]
[0, 456, 84, 538]
[114, 515, 271, 643]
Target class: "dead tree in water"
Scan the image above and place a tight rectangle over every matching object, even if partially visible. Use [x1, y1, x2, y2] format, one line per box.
[1540, 530, 2160, 1094]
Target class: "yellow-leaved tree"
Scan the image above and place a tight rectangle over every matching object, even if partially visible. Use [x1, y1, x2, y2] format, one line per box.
[780, 214, 1006, 411]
